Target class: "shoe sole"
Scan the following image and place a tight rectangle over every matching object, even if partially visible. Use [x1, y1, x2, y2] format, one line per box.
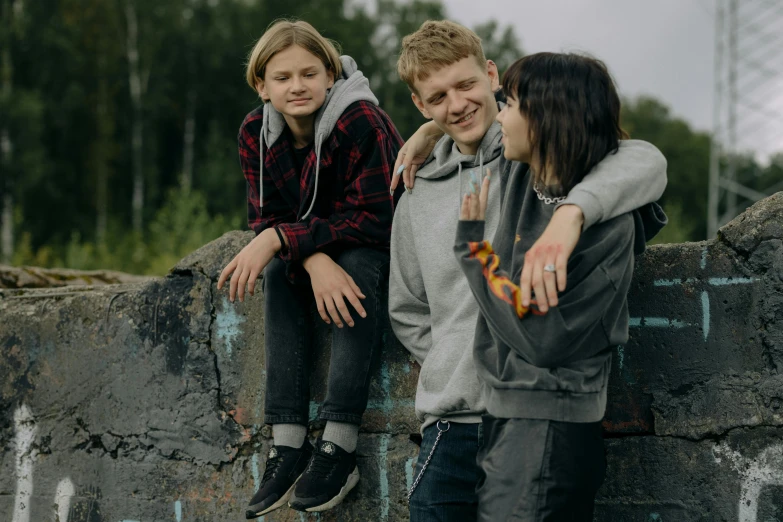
[302, 466, 361, 512]
[246, 475, 302, 519]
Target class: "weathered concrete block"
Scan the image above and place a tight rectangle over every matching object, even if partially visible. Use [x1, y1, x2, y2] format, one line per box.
[2, 193, 782, 521]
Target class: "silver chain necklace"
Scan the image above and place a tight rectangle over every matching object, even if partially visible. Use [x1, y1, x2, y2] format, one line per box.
[534, 182, 566, 205]
[407, 419, 450, 501]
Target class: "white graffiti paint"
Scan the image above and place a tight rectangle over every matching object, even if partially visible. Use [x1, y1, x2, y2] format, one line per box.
[12, 404, 38, 522]
[713, 442, 783, 522]
[54, 478, 75, 522]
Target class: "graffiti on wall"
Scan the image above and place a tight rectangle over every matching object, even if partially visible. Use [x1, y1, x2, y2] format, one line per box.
[714, 441, 783, 522]
[10, 403, 186, 522]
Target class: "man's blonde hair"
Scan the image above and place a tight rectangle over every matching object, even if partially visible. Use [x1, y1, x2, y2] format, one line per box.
[245, 19, 342, 93]
[397, 20, 487, 93]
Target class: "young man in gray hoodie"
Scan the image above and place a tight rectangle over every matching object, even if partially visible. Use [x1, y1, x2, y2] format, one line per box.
[389, 21, 667, 522]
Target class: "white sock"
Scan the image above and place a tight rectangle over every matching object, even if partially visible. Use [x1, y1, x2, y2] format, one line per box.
[272, 423, 307, 448]
[322, 421, 359, 453]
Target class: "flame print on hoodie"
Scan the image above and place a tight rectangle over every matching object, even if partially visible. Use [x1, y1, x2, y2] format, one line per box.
[467, 240, 545, 319]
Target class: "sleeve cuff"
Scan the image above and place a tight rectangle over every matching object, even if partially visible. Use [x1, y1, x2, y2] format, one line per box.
[559, 191, 602, 230]
[274, 227, 288, 256]
[456, 220, 486, 243]
[276, 223, 316, 262]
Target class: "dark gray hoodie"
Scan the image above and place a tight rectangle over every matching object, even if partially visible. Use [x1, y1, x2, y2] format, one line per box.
[454, 166, 638, 422]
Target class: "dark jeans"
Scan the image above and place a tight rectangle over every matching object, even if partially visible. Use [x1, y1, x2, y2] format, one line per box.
[409, 421, 485, 522]
[262, 247, 389, 426]
[477, 416, 606, 522]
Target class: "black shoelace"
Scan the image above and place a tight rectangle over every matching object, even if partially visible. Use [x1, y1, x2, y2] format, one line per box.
[308, 450, 338, 478]
[261, 454, 283, 484]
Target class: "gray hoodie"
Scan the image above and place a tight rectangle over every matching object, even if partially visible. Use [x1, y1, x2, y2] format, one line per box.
[258, 55, 378, 219]
[389, 126, 667, 431]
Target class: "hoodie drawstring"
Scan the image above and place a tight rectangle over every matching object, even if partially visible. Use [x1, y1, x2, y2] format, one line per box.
[457, 163, 463, 218]
[300, 132, 323, 221]
[479, 150, 484, 186]
[259, 128, 265, 217]
[457, 149, 487, 217]
[259, 127, 323, 221]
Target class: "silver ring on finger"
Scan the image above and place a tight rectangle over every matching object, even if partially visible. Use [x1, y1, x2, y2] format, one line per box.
[543, 264, 556, 273]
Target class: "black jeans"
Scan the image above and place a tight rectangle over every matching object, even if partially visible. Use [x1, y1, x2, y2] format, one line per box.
[262, 247, 389, 427]
[477, 416, 606, 522]
[409, 421, 485, 522]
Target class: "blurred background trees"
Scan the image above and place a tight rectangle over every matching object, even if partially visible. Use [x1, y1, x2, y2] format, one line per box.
[1, 0, 779, 274]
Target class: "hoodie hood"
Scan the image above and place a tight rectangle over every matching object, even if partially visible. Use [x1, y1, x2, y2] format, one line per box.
[417, 120, 504, 181]
[258, 55, 378, 219]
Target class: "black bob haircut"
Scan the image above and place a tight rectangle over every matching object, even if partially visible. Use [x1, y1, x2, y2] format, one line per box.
[502, 52, 628, 194]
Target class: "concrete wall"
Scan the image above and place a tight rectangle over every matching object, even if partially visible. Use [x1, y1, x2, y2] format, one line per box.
[1, 192, 782, 522]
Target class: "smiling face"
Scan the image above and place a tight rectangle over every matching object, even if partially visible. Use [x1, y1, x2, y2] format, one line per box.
[496, 93, 533, 164]
[411, 57, 500, 156]
[257, 44, 335, 120]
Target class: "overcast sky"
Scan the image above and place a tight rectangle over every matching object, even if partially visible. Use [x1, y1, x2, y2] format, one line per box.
[442, 0, 716, 133]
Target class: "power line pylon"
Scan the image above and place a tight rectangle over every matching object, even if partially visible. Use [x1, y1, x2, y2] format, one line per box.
[708, 0, 783, 238]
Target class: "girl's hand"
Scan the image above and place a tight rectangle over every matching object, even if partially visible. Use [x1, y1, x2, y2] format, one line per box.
[460, 168, 491, 221]
[302, 252, 366, 328]
[217, 228, 281, 302]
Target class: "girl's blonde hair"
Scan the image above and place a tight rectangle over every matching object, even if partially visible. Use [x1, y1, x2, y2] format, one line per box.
[245, 19, 342, 93]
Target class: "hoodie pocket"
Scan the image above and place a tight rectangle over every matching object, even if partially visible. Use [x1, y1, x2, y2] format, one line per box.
[552, 353, 612, 393]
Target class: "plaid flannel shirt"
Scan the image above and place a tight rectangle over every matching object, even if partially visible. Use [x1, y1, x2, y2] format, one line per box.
[239, 100, 403, 264]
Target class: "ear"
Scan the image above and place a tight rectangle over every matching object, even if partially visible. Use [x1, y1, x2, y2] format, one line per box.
[411, 92, 432, 120]
[326, 69, 335, 89]
[256, 80, 270, 102]
[487, 60, 500, 92]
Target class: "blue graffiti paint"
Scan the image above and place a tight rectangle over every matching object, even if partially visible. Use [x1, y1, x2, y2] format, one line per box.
[309, 401, 320, 420]
[630, 317, 689, 328]
[701, 247, 707, 270]
[402, 363, 411, 374]
[649, 513, 662, 521]
[616, 346, 625, 370]
[175, 500, 183, 521]
[702, 291, 710, 341]
[406, 456, 416, 492]
[215, 297, 246, 356]
[379, 434, 391, 521]
[653, 277, 697, 286]
[252, 453, 261, 491]
[381, 361, 394, 414]
[708, 277, 756, 286]
[654, 278, 683, 286]
[368, 398, 415, 410]
[653, 276, 756, 288]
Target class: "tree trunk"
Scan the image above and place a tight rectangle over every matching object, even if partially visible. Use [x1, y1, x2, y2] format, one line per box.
[181, 88, 196, 193]
[125, 1, 144, 234]
[1, 0, 15, 264]
[95, 51, 110, 245]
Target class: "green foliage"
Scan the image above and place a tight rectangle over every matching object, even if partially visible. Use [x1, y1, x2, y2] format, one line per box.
[474, 20, 524, 75]
[648, 202, 695, 246]
[5, 0, 528, 275]
[622, 96, 712, 242]
[15, 188, 238, 275]
[11, 0, 776, 271]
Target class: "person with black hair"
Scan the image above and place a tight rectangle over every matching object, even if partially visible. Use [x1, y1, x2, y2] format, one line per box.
[455, 52, 653, 521]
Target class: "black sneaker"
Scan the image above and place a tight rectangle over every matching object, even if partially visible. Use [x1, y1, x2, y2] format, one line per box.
[245, 441, 313, 519]
[288, 439, 360, 512]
